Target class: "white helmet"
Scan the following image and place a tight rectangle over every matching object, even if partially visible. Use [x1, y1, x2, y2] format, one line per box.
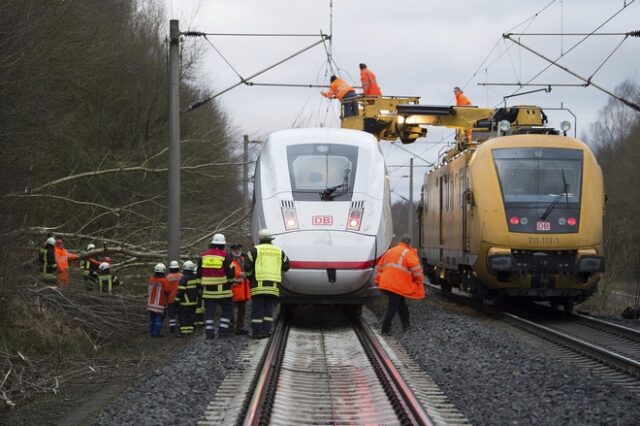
[154, 263, 167, 273]
[169, 260, 180, 270]
[99, 262, 110, 272]
[258, 229, 274, 241]
[211, 233, 226, 245]
[87, 243, 95, 250]
[183, 260, 195, 271]
[46, 237, 56, 245]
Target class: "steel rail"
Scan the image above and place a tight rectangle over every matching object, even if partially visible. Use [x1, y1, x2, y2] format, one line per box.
[353, 316, 435, 426]
[241, 317, 290, 426]
[502, 312, 640, 377]
[573, 313, 640, 342]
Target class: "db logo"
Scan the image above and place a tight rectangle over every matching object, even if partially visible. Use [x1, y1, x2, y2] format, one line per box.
[312, 215, 333, 225]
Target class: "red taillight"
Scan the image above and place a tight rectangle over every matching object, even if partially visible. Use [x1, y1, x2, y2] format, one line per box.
[567, 217, 577, 226]
[347, 208, 363, 231]
[510, 216, 519, 225]
[282, 207, 299, 230]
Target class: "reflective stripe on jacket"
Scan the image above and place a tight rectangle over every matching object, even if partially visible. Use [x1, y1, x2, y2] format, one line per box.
[246, 243, 290, 297]
[374, 242, 425, 299]
[147, 275, 171, 312]
[98, 274, 120, 294]
[231, 257, 251, 302]
[322, 78, 355, 100]
[176, 272, 199, 306]
[360, 68, 381, 96]
[198, 247, 234, 299]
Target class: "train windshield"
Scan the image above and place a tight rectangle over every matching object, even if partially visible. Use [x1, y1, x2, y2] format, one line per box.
[493, 148, 583, 204]
[287, 144, 358, 201]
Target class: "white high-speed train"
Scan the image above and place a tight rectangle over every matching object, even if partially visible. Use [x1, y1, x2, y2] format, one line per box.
[251, 128, 393, 304]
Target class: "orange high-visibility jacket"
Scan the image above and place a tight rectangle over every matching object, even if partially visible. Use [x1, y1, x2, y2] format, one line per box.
[322, 78, 354, 100]
[55, 246, 79, 271]
[360, 68, 381, 96]
[147, 275, 172, 313]
[231, 256, 251, 302]
[166, 272, 182, 304]
[455, 92, 472, 106]
[374, 242, 425, 299]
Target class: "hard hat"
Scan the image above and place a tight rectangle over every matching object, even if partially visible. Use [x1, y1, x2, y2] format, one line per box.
[99, 262, 110, 271]
[183, 260, 195, 271]
[154, 263, 167, 273]
[46, 237, 56, 245]
[211, 233, 226, 245]
[258, 229, 274, 241]
[169, 260, 180, 269]
[87, 243, 95, 250]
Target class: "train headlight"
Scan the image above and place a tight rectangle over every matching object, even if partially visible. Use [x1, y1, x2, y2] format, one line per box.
[346, 207, 364, 231]
[282, 207, 299, 230]
[560, 120, 571, 134]
[498, 120, 511, 134]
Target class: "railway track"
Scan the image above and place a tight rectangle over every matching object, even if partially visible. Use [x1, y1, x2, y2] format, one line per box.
[427, 282, 640, 392]
[199, 309, 468, 425]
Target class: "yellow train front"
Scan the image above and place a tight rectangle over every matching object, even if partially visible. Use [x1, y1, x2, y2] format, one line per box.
[419, 133, 605, 311]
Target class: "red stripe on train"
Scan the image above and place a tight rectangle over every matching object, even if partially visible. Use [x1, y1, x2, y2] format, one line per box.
[289, 258, 380, 270]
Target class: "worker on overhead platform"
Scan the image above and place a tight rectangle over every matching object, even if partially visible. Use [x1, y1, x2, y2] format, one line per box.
[197, 234, 236, 339]
[454, 86, 472, 106]
[359, 63, 382, 97]
[175, 260, 198, 337]
[322, 75, 358, 117]
[166, 260, 183, 333]
[245, 229, 290, 339]
[374, 235, 425, 335]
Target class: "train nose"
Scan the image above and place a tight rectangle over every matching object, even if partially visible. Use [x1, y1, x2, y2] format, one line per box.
[276, 231, 378, 296]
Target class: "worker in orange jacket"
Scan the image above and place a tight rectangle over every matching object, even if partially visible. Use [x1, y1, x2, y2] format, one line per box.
[374, 235, 424, 335]
[55, 238, 79, 288]
[359, 63, 382, 97]
[229, 243, 251, 335]
[147, 263, 172, 337]
[322, 75, 358, 117]
[454, 86, 472, 106]
[166, 260, 183, 333]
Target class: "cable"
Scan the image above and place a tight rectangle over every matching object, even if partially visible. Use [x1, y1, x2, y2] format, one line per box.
[588, 34, 629, 81]
[203, 36, 245, 82]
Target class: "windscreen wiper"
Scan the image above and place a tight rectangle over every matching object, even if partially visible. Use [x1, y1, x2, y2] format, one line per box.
[540, 169, 570, 220]
[319, 168, 351, 201]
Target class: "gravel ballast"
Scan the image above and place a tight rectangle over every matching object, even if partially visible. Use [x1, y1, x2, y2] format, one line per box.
[367, 296, 640, 426]
[96, 333, 248, 426]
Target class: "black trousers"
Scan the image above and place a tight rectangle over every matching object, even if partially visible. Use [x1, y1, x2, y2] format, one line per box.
[178, 305, 196, 335]
[381, 291, 410, 332]
[204, 298, 233, 336]
[234, 300, 247, 332]
[251, 295, 277, 335]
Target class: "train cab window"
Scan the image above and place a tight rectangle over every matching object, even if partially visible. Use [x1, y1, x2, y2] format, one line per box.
[493, 148, 583, 204]
[286, 144, 358, 201]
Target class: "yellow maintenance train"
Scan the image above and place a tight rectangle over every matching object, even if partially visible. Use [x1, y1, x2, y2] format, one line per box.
[342, 97, 605, 311]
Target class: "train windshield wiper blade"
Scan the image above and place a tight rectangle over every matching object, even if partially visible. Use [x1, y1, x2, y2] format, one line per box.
[319, 168, 351, 201]
[540, 169, 570, 220]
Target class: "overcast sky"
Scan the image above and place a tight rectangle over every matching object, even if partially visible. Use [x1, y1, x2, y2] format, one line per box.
[166, 0, 639, 202]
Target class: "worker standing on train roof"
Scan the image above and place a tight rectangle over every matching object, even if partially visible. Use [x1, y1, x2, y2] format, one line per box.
[245, 229, 290, 339]
[197, 234, 236, 339]
[454, 86, 472, 106]
[54, 238, 79, 288]
[229, 243, 251, 335]
[321, 75, 358, 117]
[175, 260, 198, 337]
[374, 235, 425, 335]
[359, 63, 382, 97]
[147, 263, 171, 337]
[166, 260, 182, 334]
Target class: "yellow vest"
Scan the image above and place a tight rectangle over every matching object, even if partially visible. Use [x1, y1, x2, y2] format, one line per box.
[255, 244, 283, 283]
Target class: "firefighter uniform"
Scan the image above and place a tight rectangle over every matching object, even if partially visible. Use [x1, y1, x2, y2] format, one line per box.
[38, 239, 57, 283]
[98, 266, 121, 295]
[374, 236, 425, 335]
[197, 235, 236, 339]
[148, 264, 172, 337]
[175, 265, 198, 336]
[245, 231, 290, 338]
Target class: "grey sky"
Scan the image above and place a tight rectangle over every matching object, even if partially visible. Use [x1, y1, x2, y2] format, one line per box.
[167, 0, 639, 202]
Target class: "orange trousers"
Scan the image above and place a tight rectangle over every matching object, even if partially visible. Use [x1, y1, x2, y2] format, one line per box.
[56, 269, 69, 288]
